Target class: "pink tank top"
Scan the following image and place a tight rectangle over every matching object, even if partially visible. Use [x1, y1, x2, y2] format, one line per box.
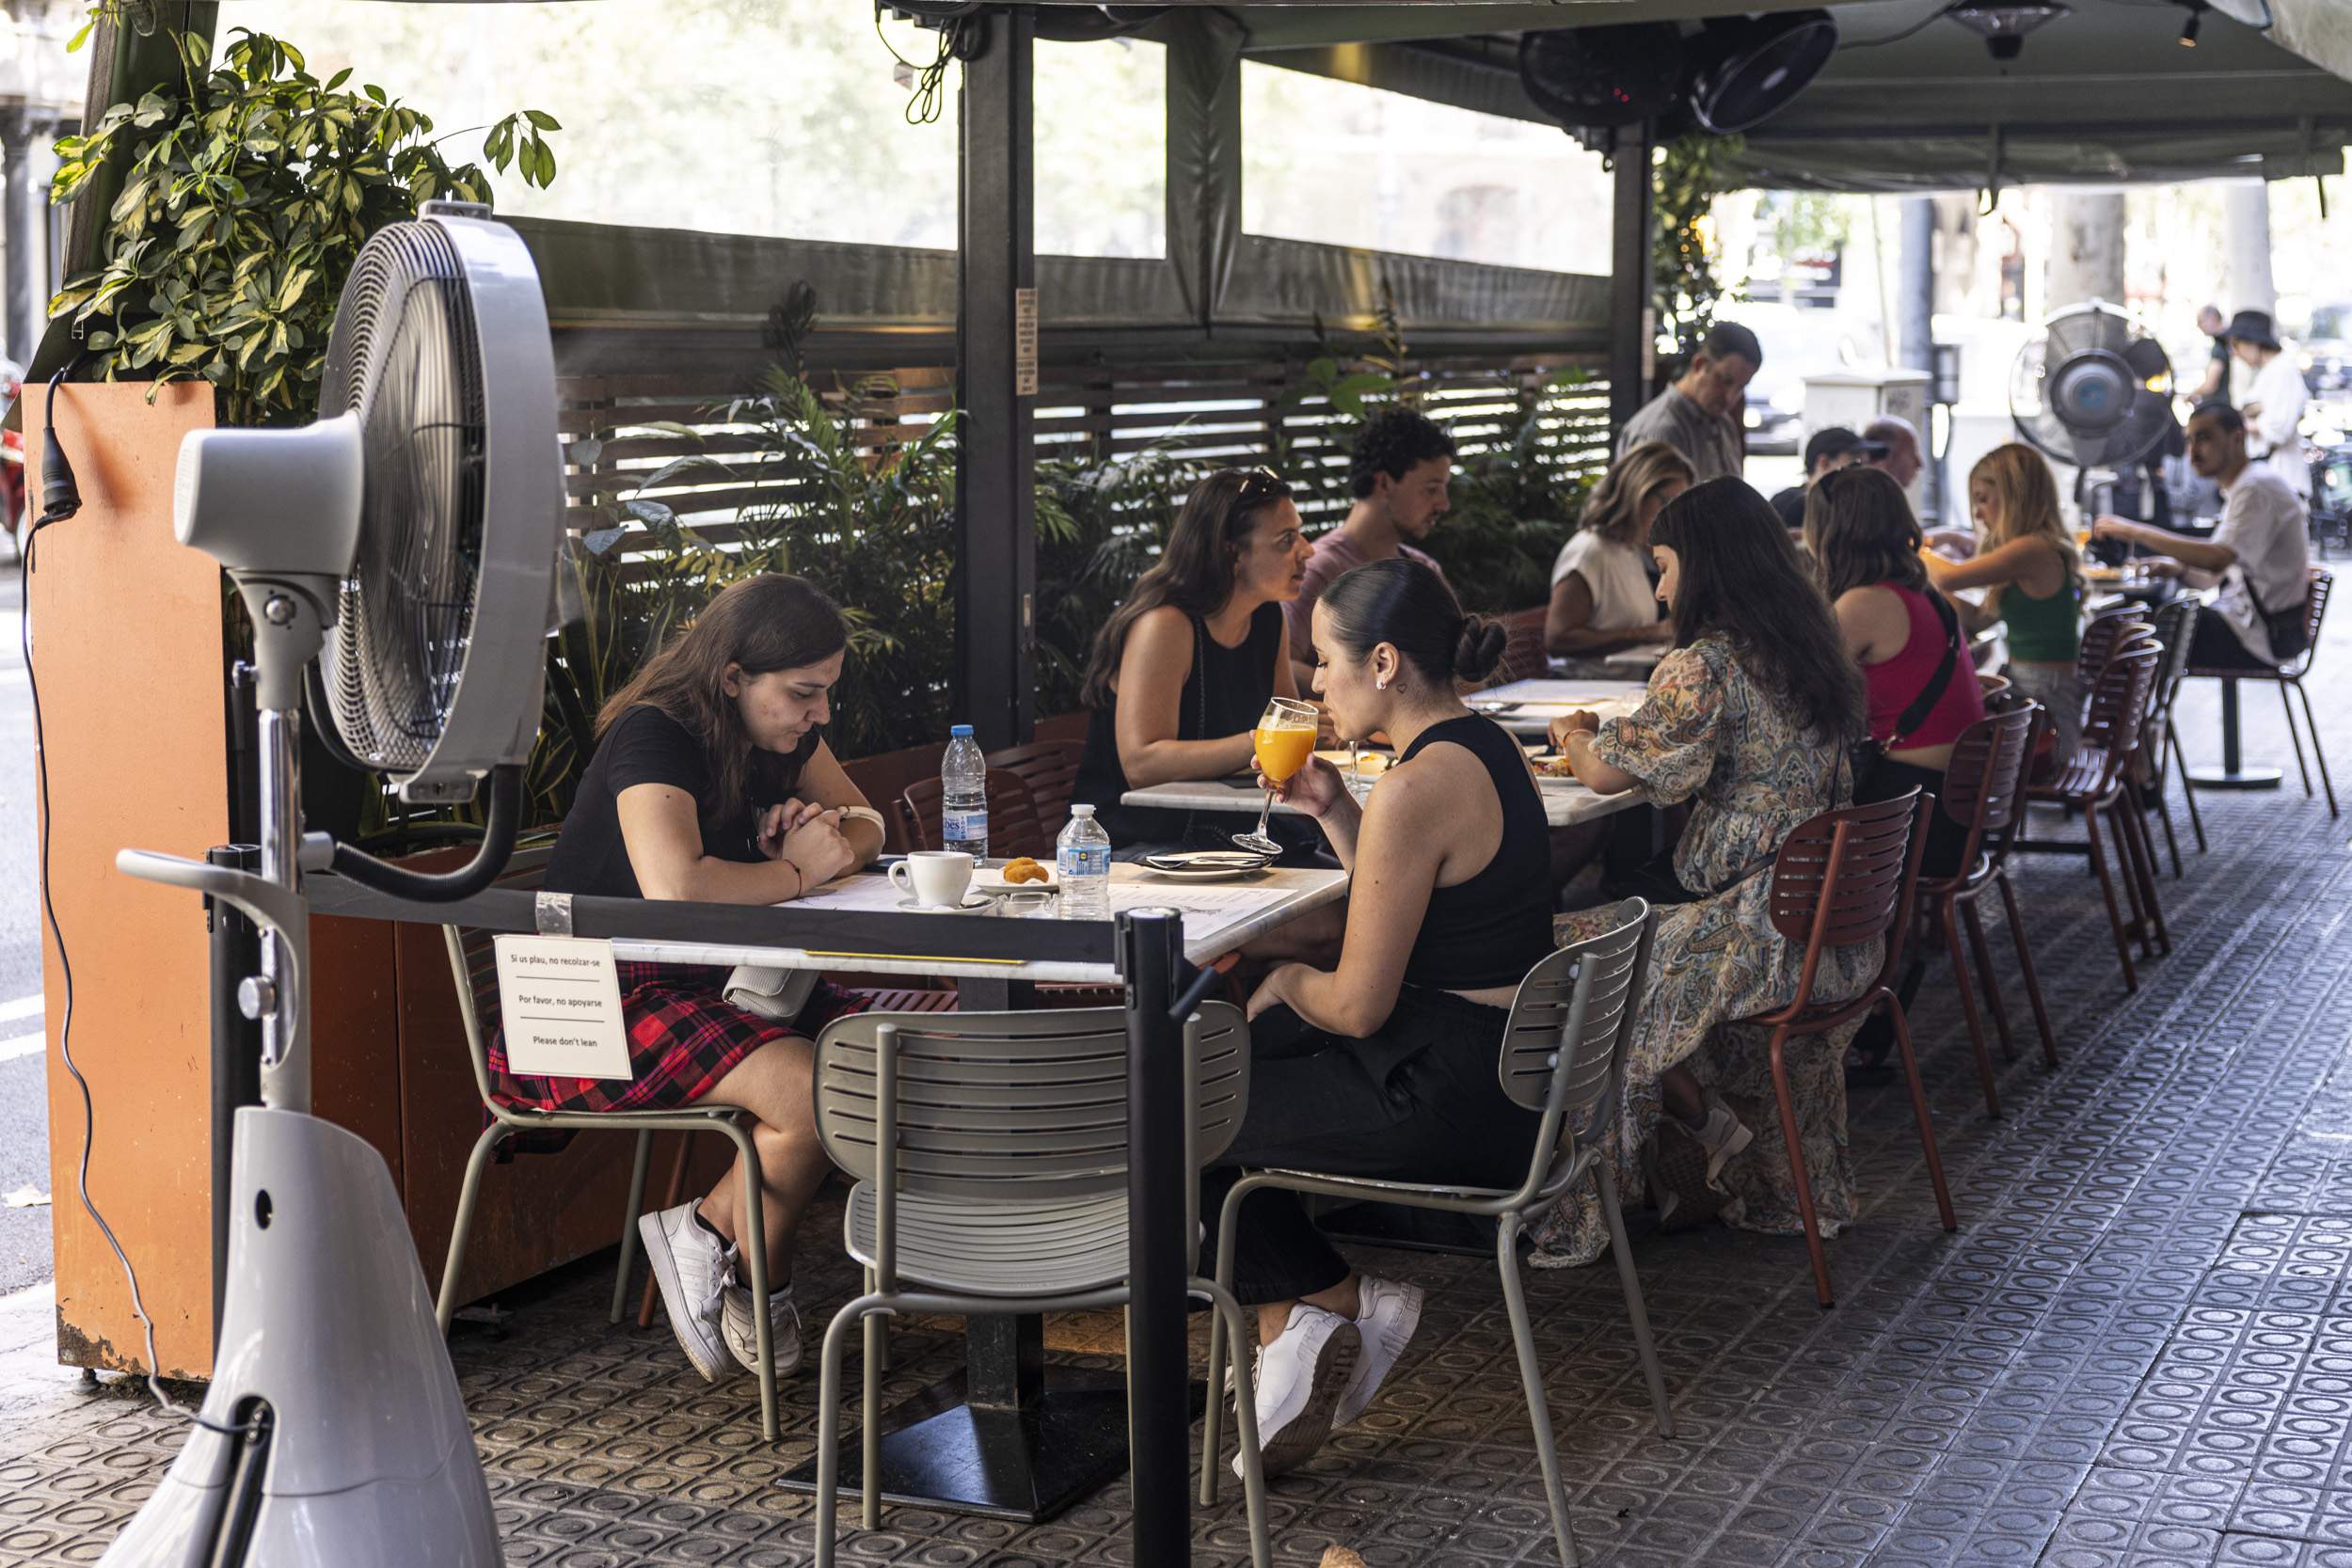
[1866, 586, 1984, 749]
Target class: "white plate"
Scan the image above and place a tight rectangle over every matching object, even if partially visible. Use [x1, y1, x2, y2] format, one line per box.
[972, 864, 1058, 895]
[1138, 863, 1270, 882]
[896, 893, 996, 914]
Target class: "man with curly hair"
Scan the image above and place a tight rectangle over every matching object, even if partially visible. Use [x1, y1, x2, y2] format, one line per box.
[1284, 407, 1456, 688]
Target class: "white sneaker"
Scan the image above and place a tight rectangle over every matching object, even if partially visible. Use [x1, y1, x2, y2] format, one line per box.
[721, 1281, 804, 1378]
[638, 1202, 733, 1383]
[1232, 1305, 1359, 1481]
[1693, 1091, 1755, 1184]
[1332, 1277, 1423, 1427]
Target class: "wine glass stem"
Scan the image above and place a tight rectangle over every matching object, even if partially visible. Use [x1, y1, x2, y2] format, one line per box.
[1253, 791, 1275, 839]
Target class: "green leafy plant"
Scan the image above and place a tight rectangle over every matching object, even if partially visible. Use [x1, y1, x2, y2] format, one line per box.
[48, 27, 560, 427]
[1651, 130, 1746, 369]
[1424, 369, 1601, 613]
[1033, 438, 1203, 715]
[1268, 286, 1416, 523]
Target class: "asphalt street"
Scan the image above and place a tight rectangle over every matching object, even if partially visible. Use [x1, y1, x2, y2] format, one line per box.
[1, 563, 54, 1292]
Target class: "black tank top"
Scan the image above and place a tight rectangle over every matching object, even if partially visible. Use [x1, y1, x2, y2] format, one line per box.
[1073, 604, 1282, 847]
[1397, 715, 1556, 991]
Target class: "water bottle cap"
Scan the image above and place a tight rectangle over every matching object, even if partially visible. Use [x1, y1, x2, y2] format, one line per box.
[949, 724, 974, 737]
[1071, 803, 1096, 817]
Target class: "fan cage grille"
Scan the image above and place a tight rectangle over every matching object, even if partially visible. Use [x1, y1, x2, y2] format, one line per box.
[316, 222, 489, 774]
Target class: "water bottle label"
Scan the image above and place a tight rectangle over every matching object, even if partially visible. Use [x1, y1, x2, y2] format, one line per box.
[1058, 845, 1111, 879]
[943, 808, 986, 846]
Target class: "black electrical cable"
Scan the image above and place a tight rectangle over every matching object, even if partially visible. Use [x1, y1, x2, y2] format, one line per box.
[327, 764, 523, 902]
[21, 369, 255, 1435]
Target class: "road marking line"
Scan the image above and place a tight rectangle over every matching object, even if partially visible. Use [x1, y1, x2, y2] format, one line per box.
[0, 993, 43, 1025]
[0, 1027, 45, 1063]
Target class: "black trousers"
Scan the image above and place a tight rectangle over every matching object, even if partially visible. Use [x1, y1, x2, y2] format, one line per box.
[2188, 605, 2279, 673]
[1200, 990, 1541, 1306]
[1851, 759, 1963, 1064]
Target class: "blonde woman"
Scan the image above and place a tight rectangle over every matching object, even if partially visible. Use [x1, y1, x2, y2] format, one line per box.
[1922, 443, 2084, 765]
[1545, 441, 1692, 656]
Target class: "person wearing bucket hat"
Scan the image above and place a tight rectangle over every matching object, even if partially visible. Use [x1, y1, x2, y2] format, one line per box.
[2227, 309, 2312, 500]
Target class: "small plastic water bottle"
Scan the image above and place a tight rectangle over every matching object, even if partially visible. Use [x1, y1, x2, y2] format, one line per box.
[1057, 804, 1112, 920]
[941, 723, 988, 860]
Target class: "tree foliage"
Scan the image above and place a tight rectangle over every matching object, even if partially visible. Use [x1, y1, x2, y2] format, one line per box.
[48, 26, 560, 427]
[1651, 131, 1746, 370]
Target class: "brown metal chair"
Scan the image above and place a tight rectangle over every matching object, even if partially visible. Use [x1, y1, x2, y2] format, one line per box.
[2024, 643, 2165, 990]
[1976, 672, 2012, 703]
[1918, 706, 2055, 1119]
[2137, 597, 2204, 876]
[1493, 604, 1550, 686]
[2075, 606, 2151, 696]
[2185, 565, 2335, 818]
[984, 738, 1086, 844]
[1725, 790, 1955, 1308]
[897, 768, 1051, 859]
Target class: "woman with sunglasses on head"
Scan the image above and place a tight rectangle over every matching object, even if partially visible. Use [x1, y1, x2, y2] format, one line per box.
[1532, 479, 1875, 1267]
[1072, 467, 1320, 858]
[1203, 557, 1549, 1479]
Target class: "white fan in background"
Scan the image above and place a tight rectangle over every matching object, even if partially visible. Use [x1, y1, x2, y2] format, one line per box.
[106, 202, 560, 1568]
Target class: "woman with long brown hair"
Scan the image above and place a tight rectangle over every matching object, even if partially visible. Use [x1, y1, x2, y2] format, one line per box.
[1925, 442, 2084, 764]
[1072, 466, 1318, 854]
[1545, 440, 1692, 657]
[496, 573, 883, 1387]
[1536, 478, 1876, 1267]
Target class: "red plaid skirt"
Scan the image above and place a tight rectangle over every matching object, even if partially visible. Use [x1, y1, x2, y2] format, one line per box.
[487, 961, 869, 1116]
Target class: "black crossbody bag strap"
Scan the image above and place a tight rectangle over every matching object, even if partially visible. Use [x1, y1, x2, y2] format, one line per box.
[1889, 592, 1964, 750]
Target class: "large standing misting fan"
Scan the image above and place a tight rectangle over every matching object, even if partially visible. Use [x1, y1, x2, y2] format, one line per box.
[2010, 300, 2178, 472]
[102, 202, 561, 1568]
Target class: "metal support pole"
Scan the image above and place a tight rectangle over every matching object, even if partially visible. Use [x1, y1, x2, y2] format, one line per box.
[1898, 197, 1942, 525]
[955, 8, 1039, 752]
[1607, 124, 1656, 437]
[2190, 677, 2284, 789]
[1118, 908, 1187, 1568]
[206, 844, 262, 1345]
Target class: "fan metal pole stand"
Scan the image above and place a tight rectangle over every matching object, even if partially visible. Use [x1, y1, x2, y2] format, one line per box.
[103, 577, 501, 1568]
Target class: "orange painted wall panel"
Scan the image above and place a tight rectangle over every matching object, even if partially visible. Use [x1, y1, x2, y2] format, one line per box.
[31, 384, 226, 1378]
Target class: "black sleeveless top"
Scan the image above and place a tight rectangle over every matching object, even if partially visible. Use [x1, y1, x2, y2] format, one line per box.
[1397, 714, 1555, 991]
[1073, 603, 1283, 847]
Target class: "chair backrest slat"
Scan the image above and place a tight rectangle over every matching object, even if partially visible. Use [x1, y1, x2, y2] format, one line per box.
[2080, 643, 2161, 761]
[1935, 707, 2038, 863]
[984, 740, 1085, 846]
[898, 768, 1049, 859]
[813, 1002, 1248, 1200]
[1768, 792, 1922, 949]
[1494, 899, 1652, 1190]
[2076, 607, 2149, 689]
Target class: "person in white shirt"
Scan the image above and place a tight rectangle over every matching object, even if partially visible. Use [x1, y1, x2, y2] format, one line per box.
[1546, 440, 1692, 656]
[2094, 401, 2312, 669]
[2226, 309, 2312, 502]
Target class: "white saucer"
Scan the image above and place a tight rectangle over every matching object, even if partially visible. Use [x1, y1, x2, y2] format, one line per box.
[896, 892, 995, 913]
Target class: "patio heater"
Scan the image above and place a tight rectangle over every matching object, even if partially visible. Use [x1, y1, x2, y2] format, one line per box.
[96, 204, 562, 1567]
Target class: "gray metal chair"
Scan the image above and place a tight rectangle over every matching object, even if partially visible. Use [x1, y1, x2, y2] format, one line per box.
[1200, 899, 1668, 1568]
[437, 858, 786, 1443]
[807, 1003, 1270, 1568]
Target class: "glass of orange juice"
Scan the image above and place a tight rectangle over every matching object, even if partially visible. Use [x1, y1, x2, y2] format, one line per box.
[1237, 696, 1319, 854]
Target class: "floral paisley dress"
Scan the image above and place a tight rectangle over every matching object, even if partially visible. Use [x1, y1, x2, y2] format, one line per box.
[1530, 635, 1880, 1267]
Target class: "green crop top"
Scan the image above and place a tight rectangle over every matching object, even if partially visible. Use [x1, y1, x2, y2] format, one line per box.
[2000, 578, 2081, 664]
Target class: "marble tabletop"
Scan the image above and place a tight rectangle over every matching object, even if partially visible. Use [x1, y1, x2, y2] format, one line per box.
[1468, 676, 1652, 736]
[609, 863, 1350, 983]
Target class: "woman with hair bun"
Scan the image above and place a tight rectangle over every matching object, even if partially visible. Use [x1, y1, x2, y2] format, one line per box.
[1200, 557, 1556, 1480]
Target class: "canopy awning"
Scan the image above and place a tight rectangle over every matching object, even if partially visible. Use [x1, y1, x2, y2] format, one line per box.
[1241, 0, 2352, 193]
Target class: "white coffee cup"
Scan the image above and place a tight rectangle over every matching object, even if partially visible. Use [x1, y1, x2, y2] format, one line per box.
[890, 851, 974, 908]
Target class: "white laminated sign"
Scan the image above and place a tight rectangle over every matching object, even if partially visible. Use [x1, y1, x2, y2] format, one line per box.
[493, 935, 632, 1081]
